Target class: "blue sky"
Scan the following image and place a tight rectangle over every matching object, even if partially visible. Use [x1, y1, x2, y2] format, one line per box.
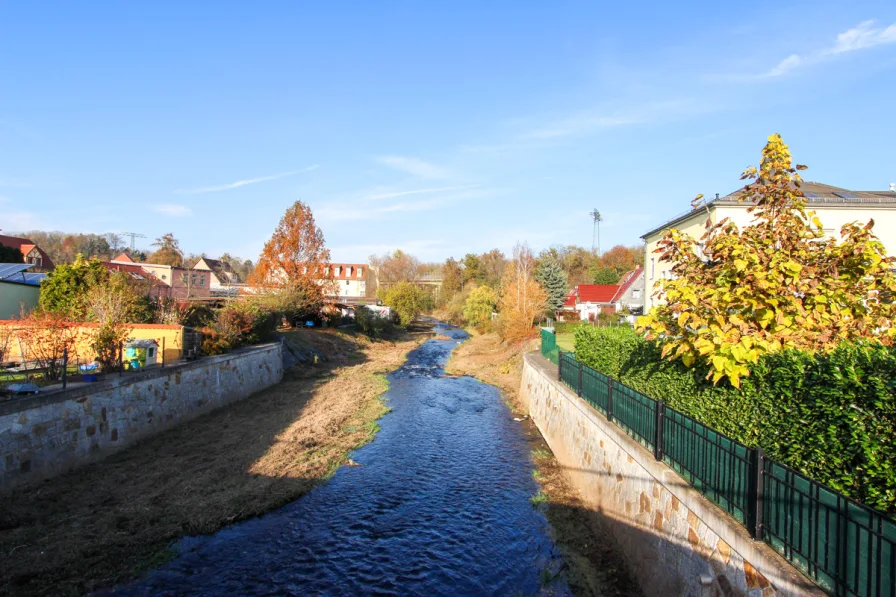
[2, 1, 895, 263]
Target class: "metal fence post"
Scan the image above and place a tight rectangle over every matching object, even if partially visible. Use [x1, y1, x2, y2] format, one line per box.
[161, 337, 166, 368]
[558, 351, 563, 382]
[607, 377, 614, 423]
[654, 401, 665, 461]
[62, 348, 68, 390]
[577, 359, 583, 396]
[746, 447, 765, 539]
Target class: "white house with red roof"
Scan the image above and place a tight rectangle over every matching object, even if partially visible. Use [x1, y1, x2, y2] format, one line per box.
[560, 267, 645, 321]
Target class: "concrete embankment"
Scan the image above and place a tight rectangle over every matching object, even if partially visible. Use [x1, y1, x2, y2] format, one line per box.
[520, 351, 825, 597]
[1, 343, 283, 490]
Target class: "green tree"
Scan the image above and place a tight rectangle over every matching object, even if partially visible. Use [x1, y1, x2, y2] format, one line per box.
[637, 134, 896, 386]
[39, 256, 110, 319]
[535, 256, 569, 316]
[380, 281, 432, 326]
[463, 285, 498, 331]
[479, 249, 506, 288]
[0, 243, 21, 263]
[591, 267, 620, 285]
[461, 253, 482, 285]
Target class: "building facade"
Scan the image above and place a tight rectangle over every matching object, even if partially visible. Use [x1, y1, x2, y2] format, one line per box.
[110, 254, 212, 300]
[0, 235, 55, 272]
[640, 182, 896, 312]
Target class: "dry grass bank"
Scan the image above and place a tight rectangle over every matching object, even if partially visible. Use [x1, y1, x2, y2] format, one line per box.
[0, 324, 432, 597]
[445, 330, 641, 597]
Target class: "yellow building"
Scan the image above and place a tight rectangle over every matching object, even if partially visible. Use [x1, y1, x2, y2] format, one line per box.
[640, 182, 896, 312]
[0, 322, 187, 366]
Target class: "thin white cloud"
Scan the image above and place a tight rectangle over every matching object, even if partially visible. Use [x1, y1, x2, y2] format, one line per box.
[152, 204, 193, 217]
[519, 99, 715, 140]
[754, 20, 896, 79]
[375, 156, 449, 179]
[761, 54, 802, 78]
[361, 185, 473, 201]
[316, 188, 493, 222]
[174, 165, 319, 195]
[827, 20, 896, 54]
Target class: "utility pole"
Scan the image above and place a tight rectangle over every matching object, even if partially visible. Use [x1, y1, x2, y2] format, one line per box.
[120, 231, 146, 252]
[590, 209, 602, 255]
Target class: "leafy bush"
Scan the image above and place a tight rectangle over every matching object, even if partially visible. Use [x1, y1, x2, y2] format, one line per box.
[442, 286, 471, 326]
[199, 328, 232, 355]
[379, 282, 433, 327]
[463, 286, 497, 332]
[355, 306, 392, 338]
[214, 301, 277, 348]
[574, 326, 896, 514]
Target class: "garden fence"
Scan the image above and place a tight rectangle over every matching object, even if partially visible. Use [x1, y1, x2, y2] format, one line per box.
[541, 332, 894, 597]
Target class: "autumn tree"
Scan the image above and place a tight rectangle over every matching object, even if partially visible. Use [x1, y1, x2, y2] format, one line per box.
[637, 134, 896, 386]
[14, 310, 82, 380]
[439, 257, 463, 304]
[599, 244, 643, 275]
[85, 272, 138, 371]
[148, 233, 184, 266]
[479, 249, 506, 288]
[250, 201, 331, 315]
[369, 250, 420, 289]
[535, 255, 569, 316]
[499, 243, 548, 342]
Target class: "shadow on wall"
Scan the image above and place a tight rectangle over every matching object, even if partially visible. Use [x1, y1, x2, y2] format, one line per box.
[0, 330, 371, 597]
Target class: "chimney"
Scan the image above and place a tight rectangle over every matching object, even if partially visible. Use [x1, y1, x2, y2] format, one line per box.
[890, 183, 895, 192]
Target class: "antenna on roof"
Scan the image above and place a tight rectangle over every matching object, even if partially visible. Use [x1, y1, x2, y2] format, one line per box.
[120, 232, 147, 252]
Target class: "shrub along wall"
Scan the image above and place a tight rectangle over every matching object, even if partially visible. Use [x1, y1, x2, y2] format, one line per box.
[573, 326, 896, 515]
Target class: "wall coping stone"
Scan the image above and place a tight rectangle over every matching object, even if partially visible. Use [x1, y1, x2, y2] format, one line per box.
[523, 351, 825, 597]
[0, 342, 281, 417]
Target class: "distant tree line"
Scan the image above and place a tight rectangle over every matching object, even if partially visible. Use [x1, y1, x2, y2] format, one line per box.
[9, 230, 255, 280]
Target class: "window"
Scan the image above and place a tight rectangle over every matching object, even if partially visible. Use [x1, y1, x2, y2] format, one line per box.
[345, 280, 350, 286]
[181, 273, 188, 283]
[335, 266, 341, 276]
[199, 277, 205, 286]
[650, 258, 655, 279]
[148, 348, 155, 357]
[633, 289, 641, 299]
[161, 274, 167, 281]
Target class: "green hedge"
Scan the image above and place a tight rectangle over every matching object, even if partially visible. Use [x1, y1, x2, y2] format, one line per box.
[573, 326, 896, 515]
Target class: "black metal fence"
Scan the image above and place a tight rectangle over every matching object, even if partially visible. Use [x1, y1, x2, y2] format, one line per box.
[551, 343, 894, 597]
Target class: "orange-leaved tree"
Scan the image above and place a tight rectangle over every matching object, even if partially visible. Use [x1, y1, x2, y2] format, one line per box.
[14, 310, 82, 381]
[250, 201, 331, 315]
[637, 134, 896, 386]
[499, 242, 548, 342]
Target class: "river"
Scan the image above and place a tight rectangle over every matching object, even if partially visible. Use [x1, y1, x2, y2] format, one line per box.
[99, 323, 570, 596]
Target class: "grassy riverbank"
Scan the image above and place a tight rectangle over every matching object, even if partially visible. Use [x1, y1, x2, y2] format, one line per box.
[0, 324, 432, 597]
[445, 330, 641, 597]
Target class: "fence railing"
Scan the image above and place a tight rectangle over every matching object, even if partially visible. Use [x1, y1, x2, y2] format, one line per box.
[541, 330, 894, 597]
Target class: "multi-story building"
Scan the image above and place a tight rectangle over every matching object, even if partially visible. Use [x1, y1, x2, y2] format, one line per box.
[640, 182, 896, 312]
[110, 253, 211, 300]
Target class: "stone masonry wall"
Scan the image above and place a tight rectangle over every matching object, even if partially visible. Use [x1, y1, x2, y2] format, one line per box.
[1, 343, 283, 490]
[520, 353, 825, 597]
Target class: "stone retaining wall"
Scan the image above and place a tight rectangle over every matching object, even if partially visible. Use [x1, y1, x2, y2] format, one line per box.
[520, 352, 824, 597]
[1, 343, 283, 490]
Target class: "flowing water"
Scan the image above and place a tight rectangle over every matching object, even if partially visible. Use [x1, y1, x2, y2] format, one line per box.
[101, 323, 570, 597]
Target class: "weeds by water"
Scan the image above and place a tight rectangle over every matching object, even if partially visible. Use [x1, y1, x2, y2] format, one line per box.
[532, 469, 543, 481]
[531, 448, 552, 461]
[530, 490, 549, 506]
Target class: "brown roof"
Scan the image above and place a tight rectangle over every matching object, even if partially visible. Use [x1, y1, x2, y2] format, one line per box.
[101, 262, 165, 286]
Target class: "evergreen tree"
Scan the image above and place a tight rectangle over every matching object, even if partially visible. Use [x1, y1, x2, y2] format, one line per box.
[535, 256, 569, 316]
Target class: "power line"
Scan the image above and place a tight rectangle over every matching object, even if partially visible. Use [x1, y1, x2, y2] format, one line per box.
[120, 232, 146, 252]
